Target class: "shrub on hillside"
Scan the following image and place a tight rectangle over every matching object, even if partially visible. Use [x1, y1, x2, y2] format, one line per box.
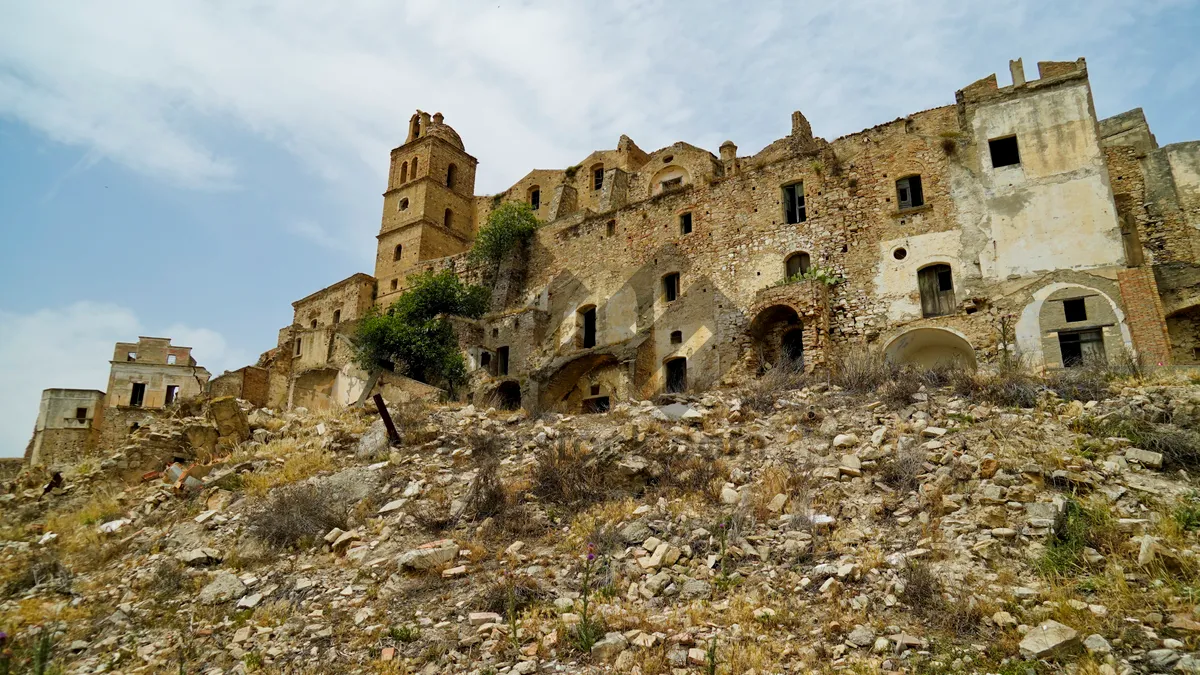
[248, 483, 348, 549]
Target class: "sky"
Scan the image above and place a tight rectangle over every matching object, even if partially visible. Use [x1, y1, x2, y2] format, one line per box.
[1, 1, 1198, 457]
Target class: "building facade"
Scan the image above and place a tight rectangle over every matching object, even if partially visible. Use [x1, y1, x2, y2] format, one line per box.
[277, 57, 1200, 414]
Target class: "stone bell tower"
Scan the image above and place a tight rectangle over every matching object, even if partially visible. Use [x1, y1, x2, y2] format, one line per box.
[374, 110, 479, 307]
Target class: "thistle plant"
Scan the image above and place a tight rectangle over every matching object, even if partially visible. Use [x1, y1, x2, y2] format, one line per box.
[571, 543, 604, 653]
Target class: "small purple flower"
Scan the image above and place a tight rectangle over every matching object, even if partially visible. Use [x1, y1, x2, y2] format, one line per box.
[587, 552, 596, 561]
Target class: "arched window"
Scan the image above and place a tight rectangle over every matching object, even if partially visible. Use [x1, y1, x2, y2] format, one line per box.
[447, 163, 457, 189]
[310, 319, 318, 329]
[412, 157, 418, 177]
[401, 161, 408, 183]
[917, 264, 955, 317]
[333, 310, 341, 324]
[591, 164, 605, 190]
[444, 209, 452, 229]
[411, 117, 421, 139]
[785, 252, 811, 279]
[393, 244, 403, 261]
[529, 186, 541, 210]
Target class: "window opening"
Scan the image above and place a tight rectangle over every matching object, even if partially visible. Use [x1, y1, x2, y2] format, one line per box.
[679, 212, 693, 235]
[893, 247, 907, 260]
[311, 320, 318, 329]
[989, 136, 1020, 168]
[663, 273, 680, 302]
[1063, 298, 1087, 323]
[127, 352, 137, 361]
[530, 188, 540, 210]
[333, 310, 341, 324]
[783, 183, 807, 224]
[165, 385, 180, 405]
[896, 176, 924, 210]
[444, 209, 452, 229]
[670, 330, 683, 345]
[606, 220, 615, 236]
[782, 328, 804, 363]
[580, 306, 597, 348]
[582, 396, 610, 414]
[918, 264, 955, 317]
[295, 338, 302, 356]
[411, 157, 418, 176]
[446, 163, 457, 188]
[400, 161, 408, 183]
[593, 166, 604, 190]
[1059, 329, 1105, 367]
[497, 346, 510, 376]
[390, 279, 398, 291]
[75, 407, 87, 420]
[785, 252, 811, 279]
[394, 244, 403, 261]
[130, 383, 146, 407]
[167, 354, 176, 365]
[480, 352, 491, 369]
[399, 198, 409, 211]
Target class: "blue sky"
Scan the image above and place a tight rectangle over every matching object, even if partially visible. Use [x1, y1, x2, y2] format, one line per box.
[1, 0, 1197, 456]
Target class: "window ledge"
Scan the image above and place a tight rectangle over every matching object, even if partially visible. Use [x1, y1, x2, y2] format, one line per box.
[894, 204, 932, 217]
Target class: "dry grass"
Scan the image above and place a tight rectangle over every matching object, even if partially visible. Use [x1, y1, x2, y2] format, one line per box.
[743, 362, 809, 414]
[246, 482, 348, 549]
[829, 346, 898, 394]
[647, 452, 728, 503]
[531, 437, 617, 509]
[462, 458, 509, 520]
[241, 444, 334, 496]
[880, 447, 925, 493]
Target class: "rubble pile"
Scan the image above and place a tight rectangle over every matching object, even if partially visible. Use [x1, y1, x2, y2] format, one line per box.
[3, 377, 1200, 674]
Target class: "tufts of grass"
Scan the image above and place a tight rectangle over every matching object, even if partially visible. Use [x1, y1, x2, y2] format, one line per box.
[531, 437, 617, 509]
[1037, 499, 1121, 577]
[1073, 416, 1200, 469]
[743, 361, 809, 414]
[880, 447, 925, 493]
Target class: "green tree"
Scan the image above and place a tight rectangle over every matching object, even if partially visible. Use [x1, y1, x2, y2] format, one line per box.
[353, 270, 489, 393]
[469, 201, 539, 267]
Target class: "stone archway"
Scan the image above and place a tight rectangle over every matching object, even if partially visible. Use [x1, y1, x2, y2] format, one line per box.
[883, 327, 977, 370]
[748, 305, 804, 371]
[538, 353, 629, 412]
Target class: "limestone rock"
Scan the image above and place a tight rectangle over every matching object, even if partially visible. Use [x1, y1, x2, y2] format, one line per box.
[198, 572, 246, 605]
[208, 397, 250, 443]
[1018, 620, 1079, 658]
[398, 539, 457, 570]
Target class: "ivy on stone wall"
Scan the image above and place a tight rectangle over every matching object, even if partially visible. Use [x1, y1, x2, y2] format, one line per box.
[469, 201, 539, 268]
[352, 270, 489, 394]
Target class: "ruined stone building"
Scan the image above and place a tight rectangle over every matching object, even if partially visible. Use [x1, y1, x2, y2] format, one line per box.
[26, 337, 211, 468]
[268, 58, 1200, 415]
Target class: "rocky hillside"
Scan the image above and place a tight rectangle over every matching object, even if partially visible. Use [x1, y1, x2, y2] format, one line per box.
[4, 367, 1200, 674]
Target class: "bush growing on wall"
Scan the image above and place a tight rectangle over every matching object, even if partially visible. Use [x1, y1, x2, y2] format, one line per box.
[353, 270, 489, 393]
[470, 201, 539, 267]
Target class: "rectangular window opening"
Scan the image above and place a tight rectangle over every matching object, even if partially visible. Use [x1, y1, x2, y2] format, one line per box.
[530, 189, 540, 210]
[294, 338, 302, 356]
[497, 346, 510, 376]
[989, 136, 1021, 168]
[589, 384, 601, 396]
[165, 385, 180, 405]
[1059, 329, 1105, 368]
[130, 383, 146, 407]
[606, 220, 616, 237]
[663, 273, 680, 302]
[679, 212, 693, 235]
[127, 352, 137, 361]
[783, 183, 807, 224]
[75, 407, 87, 420]
[581, 307, 597, 348]
[1063, 298, 1087, 323]
[897, 176, 924, 210]
[167, 354, 176, 365]
[593, 168, 604, 191]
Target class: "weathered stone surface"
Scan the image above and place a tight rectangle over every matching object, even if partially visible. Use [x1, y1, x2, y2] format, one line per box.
[398, 539, 457, 570]
[1019, 620, 1079, 658]
[197, 572, 246, 605]
[208, 397, 250, 442]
